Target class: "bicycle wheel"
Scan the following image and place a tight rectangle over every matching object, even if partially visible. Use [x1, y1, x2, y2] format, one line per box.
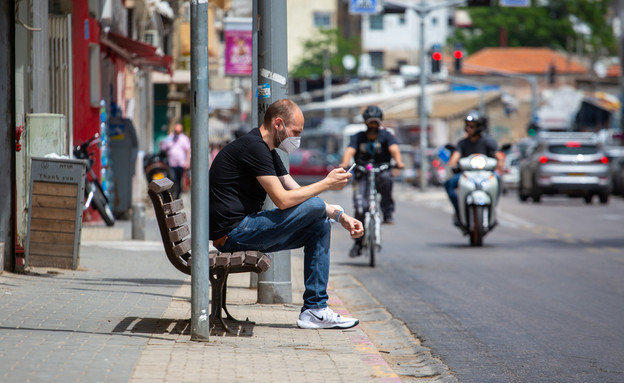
[368, 213, 377, 267]
[91, 183, 115, 226]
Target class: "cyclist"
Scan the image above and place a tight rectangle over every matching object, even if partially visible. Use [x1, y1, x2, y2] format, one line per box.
[444, 110, 504, 224]
[340, 105, 404, 257]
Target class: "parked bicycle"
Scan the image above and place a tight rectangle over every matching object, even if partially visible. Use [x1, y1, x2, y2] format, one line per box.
[354, 162, 392, 267]
[73, 133, 115, 226]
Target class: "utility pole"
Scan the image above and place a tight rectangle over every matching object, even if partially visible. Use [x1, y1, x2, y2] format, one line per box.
[253, 0, 292, 305]
[190, 0, 211, 341]
[619, 0, 624, 131]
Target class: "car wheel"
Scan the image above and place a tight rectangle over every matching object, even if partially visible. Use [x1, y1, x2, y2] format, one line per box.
[599, 192, 609, 204]
[531, 185, 541, 203]
[584, 194, 593, 204]
[518, 177, 529, 202]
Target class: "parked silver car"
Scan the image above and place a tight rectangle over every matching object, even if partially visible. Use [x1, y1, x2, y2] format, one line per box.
[518, 132, 611, 204]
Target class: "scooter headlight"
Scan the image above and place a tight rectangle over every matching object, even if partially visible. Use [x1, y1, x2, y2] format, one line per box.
[469, 155, 487, 170]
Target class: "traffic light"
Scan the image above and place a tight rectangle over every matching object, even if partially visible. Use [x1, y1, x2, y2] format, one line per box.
[431, 51, 442, 73]
[527, 123, 540, 137]
[453, 50, 463, 72]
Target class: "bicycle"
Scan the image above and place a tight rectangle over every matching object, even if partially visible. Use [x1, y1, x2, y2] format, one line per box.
[73, 133, 115, 226]
[354, 162, 392, 267]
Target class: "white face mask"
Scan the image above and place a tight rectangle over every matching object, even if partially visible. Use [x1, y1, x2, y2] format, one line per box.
[278, 122, 301, 154]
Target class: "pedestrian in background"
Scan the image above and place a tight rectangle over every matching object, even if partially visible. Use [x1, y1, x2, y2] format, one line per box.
[160, 122, 191, 199]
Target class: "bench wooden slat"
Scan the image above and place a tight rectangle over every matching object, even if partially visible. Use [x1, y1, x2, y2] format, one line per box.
[163, 199, 184, 215]
[169, 225, 190, 242]
[149, 178, 174, 193]
[165, 212, 187, 228]
[215, 253, 231, 267]
[244, 251, 259, 266]
[172, 238, 191, 257]
[257, 254, 271, 272]
[230, 251, 244, 266]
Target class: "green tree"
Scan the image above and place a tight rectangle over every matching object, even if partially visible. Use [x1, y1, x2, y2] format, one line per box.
[290, 28, 360, 78]
[451, 0, 616, 55]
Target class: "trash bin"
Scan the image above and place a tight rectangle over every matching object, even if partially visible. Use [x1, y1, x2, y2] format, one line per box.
[26, 157, 87, 270]
[108, 117, 138, 219]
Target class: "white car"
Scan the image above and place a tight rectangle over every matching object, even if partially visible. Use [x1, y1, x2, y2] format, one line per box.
[502, 152, 520, 194]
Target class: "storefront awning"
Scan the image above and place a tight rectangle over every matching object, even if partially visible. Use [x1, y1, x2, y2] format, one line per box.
[100, 31, 172, 75]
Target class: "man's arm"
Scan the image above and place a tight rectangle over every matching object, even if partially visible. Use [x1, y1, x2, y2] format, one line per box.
[494, 151, 505, 174]
[339, 146, 357, 169]
[447, 150, 461, 168]
[278, 173, 363, 238]
[388, 143, 405, 169]
[257, 168, 351, 210]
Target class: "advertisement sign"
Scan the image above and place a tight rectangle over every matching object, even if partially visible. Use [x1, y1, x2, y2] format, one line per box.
[224, 29, 252, 76]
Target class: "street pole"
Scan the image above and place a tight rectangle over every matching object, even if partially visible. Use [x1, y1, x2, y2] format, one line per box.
[324, 49, 332, 120]
[417, 3, 428, 192]
[254, 0, 292, 304]
[620, 0, 624, 131]
[190, 0, 211, 341]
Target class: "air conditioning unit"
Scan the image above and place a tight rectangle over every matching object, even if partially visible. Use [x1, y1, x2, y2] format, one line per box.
[142, 29, 159, 48]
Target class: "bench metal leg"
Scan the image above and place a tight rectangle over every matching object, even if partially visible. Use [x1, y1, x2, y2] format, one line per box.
[209, 270, 256, 333]
[209, 271, 233, 333]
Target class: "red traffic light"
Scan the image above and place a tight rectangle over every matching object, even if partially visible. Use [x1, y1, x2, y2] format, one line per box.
[432, 52, 442, 61]
[453, 50, 463, 59]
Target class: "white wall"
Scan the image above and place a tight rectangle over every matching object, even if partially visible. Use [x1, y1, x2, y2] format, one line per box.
[362, 2, 454, 68]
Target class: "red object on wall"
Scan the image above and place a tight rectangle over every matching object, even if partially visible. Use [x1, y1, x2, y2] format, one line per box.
[15, 125, 23, 152]
[72, 1, 102, 222]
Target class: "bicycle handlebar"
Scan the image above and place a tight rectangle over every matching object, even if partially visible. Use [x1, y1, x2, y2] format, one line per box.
[353, 163, 394, 173]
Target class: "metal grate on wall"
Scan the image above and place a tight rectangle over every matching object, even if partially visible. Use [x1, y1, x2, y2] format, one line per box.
[49, 15, 73, 143]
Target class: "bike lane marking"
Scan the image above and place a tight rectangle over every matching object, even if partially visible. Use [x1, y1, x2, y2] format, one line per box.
[327, 288, 402, 382]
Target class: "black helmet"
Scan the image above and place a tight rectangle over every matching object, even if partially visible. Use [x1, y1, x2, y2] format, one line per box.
[363, 105, 383, 122]
[465, 110, 487, 133]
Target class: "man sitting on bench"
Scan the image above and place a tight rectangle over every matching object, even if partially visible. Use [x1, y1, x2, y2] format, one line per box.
[209, 99, 363, 330]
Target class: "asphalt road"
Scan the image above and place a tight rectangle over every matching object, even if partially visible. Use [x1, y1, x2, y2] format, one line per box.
[326, 183, 624, 383]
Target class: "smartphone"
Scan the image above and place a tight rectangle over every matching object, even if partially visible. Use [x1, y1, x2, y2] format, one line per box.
[347, 163, 356, 173]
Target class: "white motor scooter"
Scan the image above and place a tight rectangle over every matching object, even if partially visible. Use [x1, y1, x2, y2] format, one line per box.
[456, 153, 499, 246]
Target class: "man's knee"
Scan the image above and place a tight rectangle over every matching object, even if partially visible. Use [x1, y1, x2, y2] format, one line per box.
[301, 197, 326, 218]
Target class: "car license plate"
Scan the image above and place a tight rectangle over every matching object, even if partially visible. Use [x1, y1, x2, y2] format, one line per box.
[567, 173, 586, 176]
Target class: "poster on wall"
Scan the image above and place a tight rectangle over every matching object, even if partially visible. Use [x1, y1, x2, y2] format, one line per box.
[224, 28, 252, 76]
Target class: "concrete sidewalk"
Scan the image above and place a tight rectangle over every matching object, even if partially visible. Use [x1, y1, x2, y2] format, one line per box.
[0, 186, 457, 382]
[129, 248, 402, 382]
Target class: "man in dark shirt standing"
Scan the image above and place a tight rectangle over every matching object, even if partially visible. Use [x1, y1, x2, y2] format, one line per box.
[209, 99, 364, 330]
[444, 110, 504, 223]
[339, 105, 404, 258]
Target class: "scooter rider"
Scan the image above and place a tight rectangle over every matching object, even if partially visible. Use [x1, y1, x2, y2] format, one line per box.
[445, 110, 504, 224]
[340, 105, 404, 257]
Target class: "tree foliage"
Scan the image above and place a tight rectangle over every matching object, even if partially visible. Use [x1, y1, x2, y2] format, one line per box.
[451, 0, 616, 56]
[290, 28, 361, 78]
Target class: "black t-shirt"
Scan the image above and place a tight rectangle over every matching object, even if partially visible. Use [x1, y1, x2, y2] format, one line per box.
[348, 129, 398, 165]
[209, 128, 288, 239]
[456, 134, 498, 158]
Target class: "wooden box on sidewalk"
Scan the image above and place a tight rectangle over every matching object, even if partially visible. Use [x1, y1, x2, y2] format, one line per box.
[25, 157, 86, 270]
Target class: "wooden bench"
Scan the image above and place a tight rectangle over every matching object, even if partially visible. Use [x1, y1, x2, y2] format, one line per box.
[147, 178, 271, 332]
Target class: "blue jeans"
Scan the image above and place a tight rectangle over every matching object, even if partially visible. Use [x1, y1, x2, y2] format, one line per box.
[215, 197, 331, 309]
[444, 173, 461, 217]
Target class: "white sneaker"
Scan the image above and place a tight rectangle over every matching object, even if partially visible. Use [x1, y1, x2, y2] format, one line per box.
[296, 307, 359, 329]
